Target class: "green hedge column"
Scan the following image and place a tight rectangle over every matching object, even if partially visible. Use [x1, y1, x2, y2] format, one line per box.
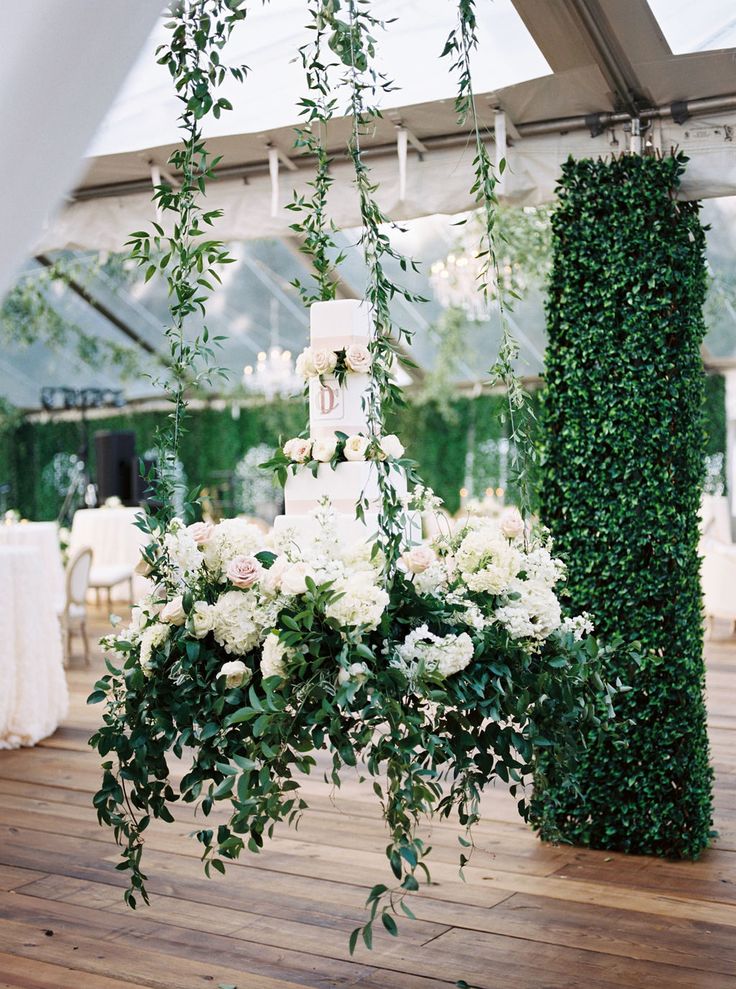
[537, 154, 713, 858]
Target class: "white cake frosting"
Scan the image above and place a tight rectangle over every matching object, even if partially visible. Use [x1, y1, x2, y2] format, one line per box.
[272, 299, 418, 546]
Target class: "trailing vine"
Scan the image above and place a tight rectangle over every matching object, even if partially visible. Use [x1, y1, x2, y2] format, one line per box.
[442, 0, 537, 516]
[126, 0, 250, 520]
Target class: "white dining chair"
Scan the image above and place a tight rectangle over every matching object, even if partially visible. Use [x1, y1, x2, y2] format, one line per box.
[59, 546, 93, 667]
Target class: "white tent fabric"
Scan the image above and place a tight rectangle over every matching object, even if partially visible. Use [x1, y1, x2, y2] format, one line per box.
[0, 1, 162, 298]
[40, 114, 736, 253]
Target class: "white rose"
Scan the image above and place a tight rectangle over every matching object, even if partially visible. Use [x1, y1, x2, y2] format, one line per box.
[500, 506, 525, 541]
[312, 436, 338, 463]
[160, 595, 186, 626]
[343, 435, 369, 462]
[295, 347, 317, 378]
[135, 555, 154, 577]
[312, 348, 337, 375]
[379, 434, 404, 460]
[261, 632, 288, 679]
[261, 555, 288, 596]
[337, 662, 370, 686]
[345, 344, 371, 373]
[280, 561, 316, 596]
[218, 659, 251, 689]
[189, 600, 215, 639]
[283, 438, 313, 463]
[403, 544, 435, 574]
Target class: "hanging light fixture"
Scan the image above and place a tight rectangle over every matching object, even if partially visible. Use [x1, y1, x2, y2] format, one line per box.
[243, 345, 300, 400]
[429, 225, 520, 322]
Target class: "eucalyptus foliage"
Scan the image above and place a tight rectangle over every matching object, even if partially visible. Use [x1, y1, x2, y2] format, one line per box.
[537, 153, 713, 858]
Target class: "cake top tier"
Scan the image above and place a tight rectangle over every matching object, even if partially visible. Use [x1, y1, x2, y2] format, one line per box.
[310, 299, 371, 350]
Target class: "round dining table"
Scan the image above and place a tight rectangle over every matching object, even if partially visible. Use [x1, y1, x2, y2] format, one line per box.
[0, 545, 68, 748]
[0, 520, 65, 610]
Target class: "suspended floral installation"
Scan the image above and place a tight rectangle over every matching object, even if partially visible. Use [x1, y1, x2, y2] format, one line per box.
[89, 0, 624, 957]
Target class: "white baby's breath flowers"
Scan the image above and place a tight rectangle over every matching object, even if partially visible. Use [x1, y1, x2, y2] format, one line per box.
[343, 435, 369, 462]
[218, 659, 251, 689]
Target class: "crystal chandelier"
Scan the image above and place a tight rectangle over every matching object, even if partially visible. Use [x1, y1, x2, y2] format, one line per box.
[243, 345, 300, 400]
[430, 228, 520, 322]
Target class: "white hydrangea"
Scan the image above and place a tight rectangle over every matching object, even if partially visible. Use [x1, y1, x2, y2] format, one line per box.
[455, 525, 520, 595]
[204, 518, 265, 581]
[560, 613, 594, 640]
[413, 558, 450, 597]
[523, 545, 566, 588]
[139, 622, 170, 676]
[211, 589, 282, 656]
[324, 574, 389, 631]
[164, 525, 203, 578]
[495, 578, 562, 642]
[260, 632, 290, 679]
[395, 625, 474, 678]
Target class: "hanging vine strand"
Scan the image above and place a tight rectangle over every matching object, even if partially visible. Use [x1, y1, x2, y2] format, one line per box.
[442, 0, 537, 517]
[127, 0, 251, 520]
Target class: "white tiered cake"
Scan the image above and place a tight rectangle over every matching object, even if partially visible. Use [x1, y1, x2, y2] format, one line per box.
[272, 299, 418, 547]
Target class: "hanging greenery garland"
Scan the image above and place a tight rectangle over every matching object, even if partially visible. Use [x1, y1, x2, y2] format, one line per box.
[89, 0, 620, 961]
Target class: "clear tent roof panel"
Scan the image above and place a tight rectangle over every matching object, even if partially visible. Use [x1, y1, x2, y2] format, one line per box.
[648, 0, 736, 54]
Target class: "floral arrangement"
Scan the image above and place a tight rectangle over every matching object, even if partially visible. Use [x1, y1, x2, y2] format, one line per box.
[264, 432, 406, 485]
[91, 498, 622, 943]
[296, 342, 372, 382]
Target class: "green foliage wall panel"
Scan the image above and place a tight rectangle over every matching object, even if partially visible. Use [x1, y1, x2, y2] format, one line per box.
[538, 154, 713, 858]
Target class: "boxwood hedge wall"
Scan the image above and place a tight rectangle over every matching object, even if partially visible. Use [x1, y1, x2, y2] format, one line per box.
[3, 394, 526, 522]
[537, 153, 713, 858]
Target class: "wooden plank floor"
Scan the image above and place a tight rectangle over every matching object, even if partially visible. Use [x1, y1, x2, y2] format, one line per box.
[1, 608, 735, 989]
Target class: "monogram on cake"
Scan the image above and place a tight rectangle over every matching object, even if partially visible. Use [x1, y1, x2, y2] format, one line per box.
[272, 299, 419, 547]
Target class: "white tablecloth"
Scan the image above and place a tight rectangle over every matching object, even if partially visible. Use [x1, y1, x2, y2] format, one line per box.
[0, 546, 68, 748]
[0, 521, 65, 610]
[69, 507, 148, 601]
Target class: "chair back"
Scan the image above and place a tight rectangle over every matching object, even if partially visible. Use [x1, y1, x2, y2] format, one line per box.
[66, 546, 93, 607]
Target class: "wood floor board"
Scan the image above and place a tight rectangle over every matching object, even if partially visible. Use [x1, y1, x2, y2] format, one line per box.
[0, 605, 733, 988]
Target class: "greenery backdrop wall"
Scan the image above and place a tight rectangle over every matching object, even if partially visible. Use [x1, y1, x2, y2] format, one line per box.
[537, 153, 713, 859]
[0, 376, 726, 523]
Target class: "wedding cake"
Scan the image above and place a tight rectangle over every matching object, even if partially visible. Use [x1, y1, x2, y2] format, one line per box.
[272, 299, 419, 546]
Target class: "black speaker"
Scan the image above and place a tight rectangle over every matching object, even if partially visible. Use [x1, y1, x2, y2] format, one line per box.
[94, 431, 137, 505]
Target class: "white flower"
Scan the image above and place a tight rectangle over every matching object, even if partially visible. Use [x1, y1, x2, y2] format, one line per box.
[523, 546, 566, 588]
[337, 662, 370, 686]
[402, 544, 435, 574]
[189, 600, 215, 639]
[211, 590, 263, 656]
[261, 555, 288, 596]
[345, 344, 371, 373]
[495, 578, 562, 642]
[325, 574, 389, 631]
[413, 559, 450, 597]
[204, 518, 265, 581]
[560, 613, 594, 640]
[456, 526, 520, 594]
[343, 435, 369, 462]
[396, 625, 474, 678]
[312, 436, 338, 462]
[260, 632, 289, 679]
[280, 561, 316, 596]
[139, 622, 170, 675]
[312, 348, 337, 375]
[499, 506, 525, 541]
[379, 434, 404, 460]
[218, 659, 251, 689]
[295, 347, 316, 378]
[283, 437, 313, 463]
[160, 596, 186, 626]
[164, 527, 203, 577]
